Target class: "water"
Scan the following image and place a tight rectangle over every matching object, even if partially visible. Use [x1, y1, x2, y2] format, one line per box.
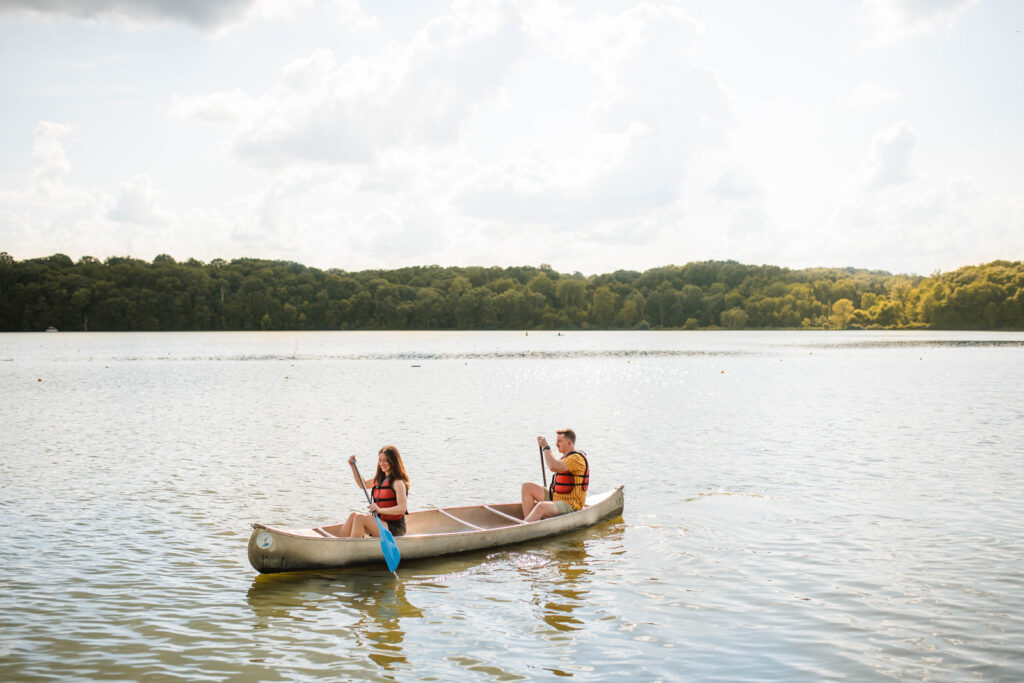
[1, 330, 1022, 680]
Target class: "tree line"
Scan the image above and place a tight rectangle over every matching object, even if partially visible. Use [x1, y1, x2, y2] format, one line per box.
[0, 251, 1021, 332]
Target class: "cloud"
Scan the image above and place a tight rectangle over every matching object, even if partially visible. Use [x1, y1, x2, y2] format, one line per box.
[1, 123, 111, 257]
[453, 3, 732, 225]
[1, 121, 204, 261]
[826, 177, 980, 271]
[845, 82, 901, 109]
[165, 1, 737, 268]
[454, 121, 673, 224]
[359, 207, 442, 259]
[30, 121, 75, 192]
[173, 88, 255, 123]
[860, 122, 917, 191]
[179, 0, 732, 234]
[0, 0, 260, 29]
[229, 1, 525, 166]
[281, 48, 337, 93]
[862, 0, 979, 43]
[710, 171, 759, 201]
[108, 174, 171, 226]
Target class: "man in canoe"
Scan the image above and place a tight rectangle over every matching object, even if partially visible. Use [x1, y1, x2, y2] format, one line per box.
[521, 428, 589, 522]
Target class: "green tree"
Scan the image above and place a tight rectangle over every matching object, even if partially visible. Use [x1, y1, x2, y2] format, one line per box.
[721, 307, 748, 329]
[617, 291, 645, 328]
[555, 279, 585, 310]
[830, 299, 855, 329]
[590, 286, 618, 327]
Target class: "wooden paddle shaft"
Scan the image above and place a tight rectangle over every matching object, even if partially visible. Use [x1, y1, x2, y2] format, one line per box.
[539, 443, 545, 487]
[352, 462, 375, 508]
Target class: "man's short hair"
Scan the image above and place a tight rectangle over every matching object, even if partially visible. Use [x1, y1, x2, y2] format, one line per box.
[556, 428, 576, 443]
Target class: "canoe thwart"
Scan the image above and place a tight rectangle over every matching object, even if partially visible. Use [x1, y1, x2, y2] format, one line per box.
[483, 505, 526, 524]
[439, 509, 485, 530]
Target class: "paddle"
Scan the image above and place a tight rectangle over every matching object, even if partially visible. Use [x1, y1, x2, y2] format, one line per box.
[353, 462, 401, 575]
[539, 442, 547, 488]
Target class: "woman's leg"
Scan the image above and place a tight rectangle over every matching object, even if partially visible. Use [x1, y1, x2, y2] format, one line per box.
[361, 515, 380, 537]
[347, 513, 379, 538]
[344, 511, 360, 540]
[333, 512, 358, 537]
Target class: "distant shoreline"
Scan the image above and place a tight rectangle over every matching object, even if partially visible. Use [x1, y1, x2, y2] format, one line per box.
[1, 253, 1020, 333]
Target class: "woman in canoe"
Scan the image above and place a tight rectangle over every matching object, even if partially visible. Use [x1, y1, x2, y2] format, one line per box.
[334, 445, 410, 538]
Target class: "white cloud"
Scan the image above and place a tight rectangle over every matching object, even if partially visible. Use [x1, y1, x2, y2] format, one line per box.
[710, 171, 759, 201]
[281, 48, 337, 93]
[454, 121, 669, 224]
[862, 0, 979, 43]
[229, 2, 525, 167]
[846, 82, 901, 109]
[860, 122, 917, 191]
[158, 1, 736, 269]
[1, 121, 216, 262]
[175, 0, 732, 238]
[453, 3, 731, 225]
[173, 88, 255, 123]
[30, 121, 75, 193]
[108, 174, 171, 226]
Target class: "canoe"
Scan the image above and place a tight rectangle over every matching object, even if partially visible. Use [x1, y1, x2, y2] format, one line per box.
[248, 486, 624, 574]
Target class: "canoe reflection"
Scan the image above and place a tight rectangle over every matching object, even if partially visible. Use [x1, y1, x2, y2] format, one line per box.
[246, 570, 422, 670]
[521, 522, 624, 633]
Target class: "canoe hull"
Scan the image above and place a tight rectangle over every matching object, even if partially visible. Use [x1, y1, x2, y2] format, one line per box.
[248, 486, 624, 574]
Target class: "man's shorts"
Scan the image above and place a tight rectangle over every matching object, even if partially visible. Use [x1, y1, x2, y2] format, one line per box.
[545, 493, 574, 515]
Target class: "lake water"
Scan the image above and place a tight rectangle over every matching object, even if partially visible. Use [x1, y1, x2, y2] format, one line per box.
[1, 330, 1023, 681]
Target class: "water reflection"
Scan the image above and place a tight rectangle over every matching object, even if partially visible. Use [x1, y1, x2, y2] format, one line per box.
[246, 570, 423, 671]
[540, 539, 592, 632]
[520, 523, 625, 635]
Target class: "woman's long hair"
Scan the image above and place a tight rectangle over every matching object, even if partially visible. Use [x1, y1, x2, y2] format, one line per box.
[375, 444, 410, 492]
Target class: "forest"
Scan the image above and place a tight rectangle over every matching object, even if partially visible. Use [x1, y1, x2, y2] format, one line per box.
[0, 251, 1021, 332]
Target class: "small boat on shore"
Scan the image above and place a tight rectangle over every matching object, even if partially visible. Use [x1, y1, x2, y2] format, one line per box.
[248, 486, 624, 574]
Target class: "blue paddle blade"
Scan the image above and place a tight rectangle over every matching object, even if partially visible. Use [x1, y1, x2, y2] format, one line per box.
[375, 516, 401, 573]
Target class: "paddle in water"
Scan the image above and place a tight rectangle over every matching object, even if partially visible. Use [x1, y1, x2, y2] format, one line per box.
[353, 462, 401, 576]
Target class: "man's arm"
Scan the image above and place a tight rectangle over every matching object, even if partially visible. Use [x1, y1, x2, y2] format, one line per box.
[544, 447, 570, 472]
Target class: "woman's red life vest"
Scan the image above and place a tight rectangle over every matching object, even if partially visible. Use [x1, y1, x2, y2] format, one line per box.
[549, 451, 589, 497]
[372, 476, 405, 521]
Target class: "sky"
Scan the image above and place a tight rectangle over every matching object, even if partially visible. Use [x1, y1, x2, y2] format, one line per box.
[0, 0, 1021, 276]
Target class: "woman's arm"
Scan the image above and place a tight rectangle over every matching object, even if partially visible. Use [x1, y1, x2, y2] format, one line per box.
[348, 455, 375, 489]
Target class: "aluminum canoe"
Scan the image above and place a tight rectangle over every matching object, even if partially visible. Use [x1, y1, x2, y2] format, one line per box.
[248, 486, 624, 574]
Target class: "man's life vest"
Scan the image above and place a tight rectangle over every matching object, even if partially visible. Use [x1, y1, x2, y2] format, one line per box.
[372, 476, 405, 521]
[549, 450, 589, 497]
